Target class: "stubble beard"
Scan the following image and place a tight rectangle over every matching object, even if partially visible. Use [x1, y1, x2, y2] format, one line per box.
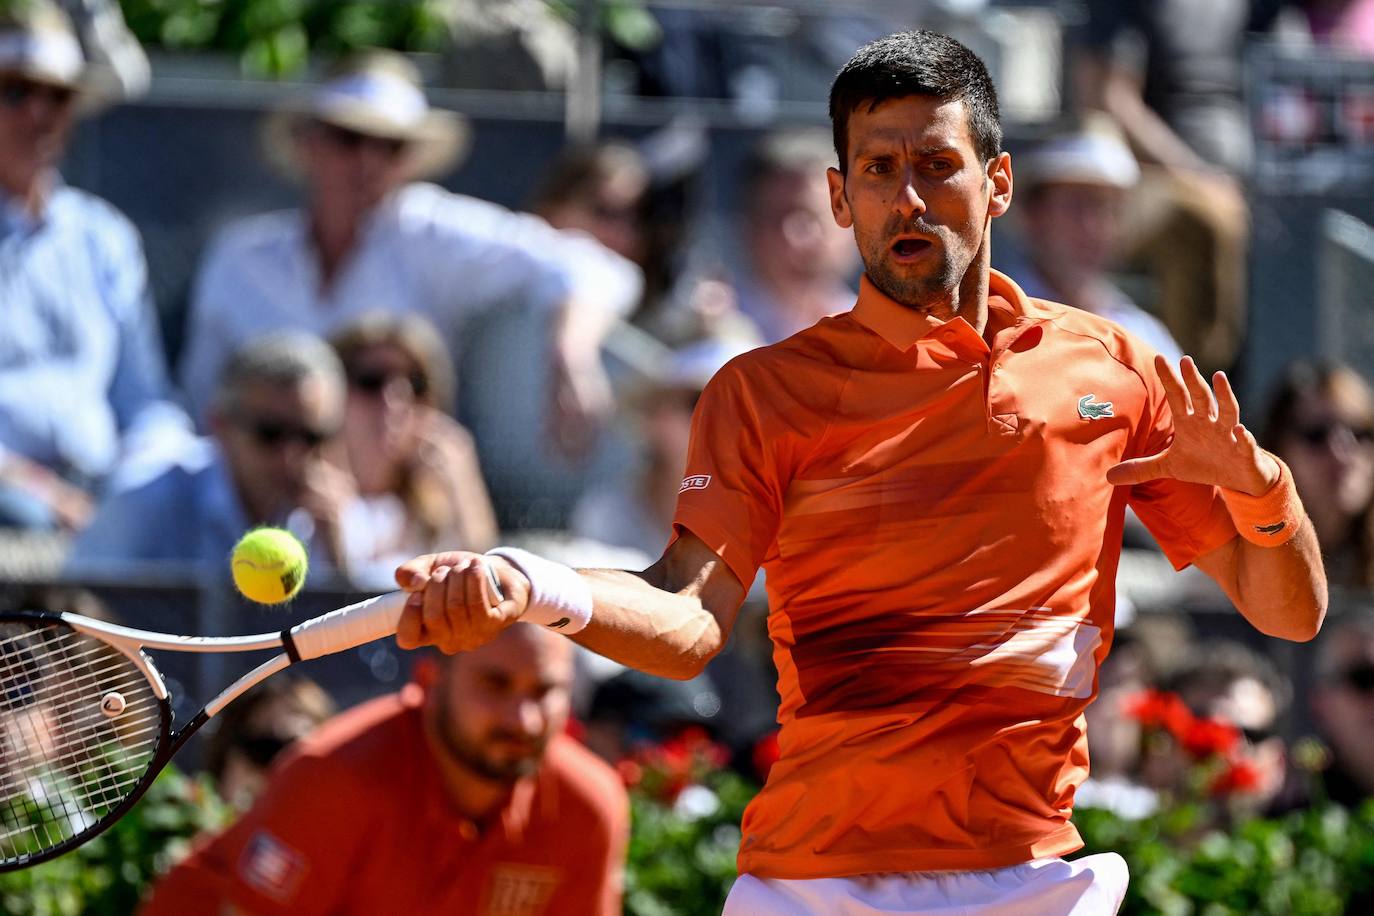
[857, 215, 969, 313]
[863, 243, 962, 313]
[434, 697, 544, 785]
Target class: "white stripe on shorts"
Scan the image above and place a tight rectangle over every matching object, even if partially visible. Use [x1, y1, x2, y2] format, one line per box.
[722, 853, 1128, 916]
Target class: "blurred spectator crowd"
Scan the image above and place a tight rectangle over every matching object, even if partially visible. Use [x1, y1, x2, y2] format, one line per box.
[6, 0, 1374, 901]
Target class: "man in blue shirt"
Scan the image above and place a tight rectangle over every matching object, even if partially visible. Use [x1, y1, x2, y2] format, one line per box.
[0, 1, 189, 531]
[68, 332, 361, 584]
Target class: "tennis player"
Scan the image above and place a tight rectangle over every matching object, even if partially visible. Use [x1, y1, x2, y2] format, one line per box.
[395, 31, 1327, 914]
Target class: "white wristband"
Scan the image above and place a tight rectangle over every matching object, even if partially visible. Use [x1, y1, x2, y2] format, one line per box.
[485, 547, 593, 634]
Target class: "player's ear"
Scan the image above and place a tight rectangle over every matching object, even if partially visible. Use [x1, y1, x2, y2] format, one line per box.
[987, 152, 1012, 219]
[827, 166, 853, 229]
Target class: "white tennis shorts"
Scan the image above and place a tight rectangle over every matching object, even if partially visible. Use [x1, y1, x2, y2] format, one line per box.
[722, 853, 1128, 915]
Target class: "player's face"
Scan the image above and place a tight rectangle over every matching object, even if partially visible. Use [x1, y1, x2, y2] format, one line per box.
[827, 95, 1011, 315]
[0, 73, 75, 197]
[430, 628, 573, 784]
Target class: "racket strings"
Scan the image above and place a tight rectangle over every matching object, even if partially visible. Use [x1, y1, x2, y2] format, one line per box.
[0, 623, 160, 863]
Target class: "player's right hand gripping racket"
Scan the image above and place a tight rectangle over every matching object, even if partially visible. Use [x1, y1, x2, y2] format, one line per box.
[0, 568, 502, 871]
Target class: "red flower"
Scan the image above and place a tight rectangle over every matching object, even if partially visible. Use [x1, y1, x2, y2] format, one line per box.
[752, 731, 780, 782]
[1211, 759, 1264, 796]
[1124, 689, 1193, 737]
[616, 759, 643, 788]
[1179, 717, 1241, 761]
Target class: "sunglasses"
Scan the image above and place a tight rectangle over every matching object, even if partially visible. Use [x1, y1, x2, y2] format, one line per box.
[1296, 421, 1374, 447]
[315, 122, 408, 158]
[0, 79, 75, 109]
[233, 415, 334, 449]
[348, 368, 428, 400]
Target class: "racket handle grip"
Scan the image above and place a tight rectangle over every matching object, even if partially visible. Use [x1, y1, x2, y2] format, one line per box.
[287, 591, 409, 661]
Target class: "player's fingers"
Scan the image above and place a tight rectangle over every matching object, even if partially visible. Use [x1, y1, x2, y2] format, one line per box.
[1234, 423, 1262, 454]
[422, 565, 454, 649]
[1154, 355, 1191, 416]
[1214, 371, 1241, 430]
[394, 551, 480, 590]
[394, 554, 439, 591]
[1180, 357, 1216, 421]
[395, 596, 425, 650]
[1105, 454, 1168, 486]
[452, 557, 482, 629]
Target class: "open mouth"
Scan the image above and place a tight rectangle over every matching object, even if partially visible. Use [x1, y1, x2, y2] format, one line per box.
[890, 238, 932, 259]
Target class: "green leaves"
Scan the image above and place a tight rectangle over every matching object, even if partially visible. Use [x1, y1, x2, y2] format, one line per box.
[1077, 800, 1374, 915]
[120, 0, 453, 77]
[0, 768, 230, 916]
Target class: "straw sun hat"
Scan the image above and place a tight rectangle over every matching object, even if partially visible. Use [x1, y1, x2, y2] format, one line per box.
[0, 0, 117, 113]
[263, 49, 470, 180]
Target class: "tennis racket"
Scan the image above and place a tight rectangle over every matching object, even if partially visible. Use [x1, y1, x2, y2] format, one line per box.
[0, 568, 501, 871]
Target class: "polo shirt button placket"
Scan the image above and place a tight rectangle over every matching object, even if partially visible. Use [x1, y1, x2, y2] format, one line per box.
[987, 355, 1020, 438]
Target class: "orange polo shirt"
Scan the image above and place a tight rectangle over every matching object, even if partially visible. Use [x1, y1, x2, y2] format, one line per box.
[674, 270, 1237, 879]
[141, 686, 628, 916]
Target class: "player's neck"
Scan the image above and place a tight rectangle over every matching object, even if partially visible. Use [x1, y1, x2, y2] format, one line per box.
[913, 256, 989, 335]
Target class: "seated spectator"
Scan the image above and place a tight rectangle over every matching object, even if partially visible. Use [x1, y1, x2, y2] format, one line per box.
[1261, 361, 1374, 589]
[142, 623, 629, 915]
[530, 138, 759, 352]
[329, 313, 499, 582]
[1008, 115, 1182, 360]
[529, 141, 649, 266]
[1074, 0, 1285, 371]
[1311, 608, 1374, 807]
[202, 674, 336, 810]
[178, 49, 642, 459]
[0, 1, 190, 532]
[571, 336, 757, 556]
[68, 332, 362, 582]
[733, 128, 858, 343]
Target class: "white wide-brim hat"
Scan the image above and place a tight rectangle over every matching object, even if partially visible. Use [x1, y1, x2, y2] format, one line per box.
[0, 2, 117, 113]
[263, 51, 470, 180]
[1017, 114, 1141, 192]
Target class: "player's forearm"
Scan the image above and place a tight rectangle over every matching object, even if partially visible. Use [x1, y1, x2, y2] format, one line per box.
[571, 567, 729, 680]
[1229, 522, 1327, 642]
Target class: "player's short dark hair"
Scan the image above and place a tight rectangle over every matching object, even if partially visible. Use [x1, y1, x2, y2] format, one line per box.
[829, 30, 1002, 172]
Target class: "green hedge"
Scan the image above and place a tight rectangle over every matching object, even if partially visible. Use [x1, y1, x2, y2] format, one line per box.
[0, 768, 230, 916]
[115, 0, 661, 78]
[8, 762, 1374, 914]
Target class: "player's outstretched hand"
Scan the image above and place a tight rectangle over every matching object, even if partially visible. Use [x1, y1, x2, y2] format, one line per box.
[394, 551, 530, 653]
[1106, 355, 1280, 496]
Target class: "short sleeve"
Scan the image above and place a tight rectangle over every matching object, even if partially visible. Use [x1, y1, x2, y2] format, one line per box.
[140, 753, 368, 916]
[670, 361, 785, 588]
[1126, 369, 1238, 570]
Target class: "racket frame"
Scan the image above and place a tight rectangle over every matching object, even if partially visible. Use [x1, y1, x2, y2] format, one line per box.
[1, 571, 500, 871]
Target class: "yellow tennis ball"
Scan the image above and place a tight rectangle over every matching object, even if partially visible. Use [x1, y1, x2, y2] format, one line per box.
[230, 528, 308, 605]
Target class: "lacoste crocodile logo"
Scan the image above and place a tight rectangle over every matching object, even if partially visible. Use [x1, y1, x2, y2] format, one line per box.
[1254, 522, 1286, 536]
[1078, 394, 1114, 420]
